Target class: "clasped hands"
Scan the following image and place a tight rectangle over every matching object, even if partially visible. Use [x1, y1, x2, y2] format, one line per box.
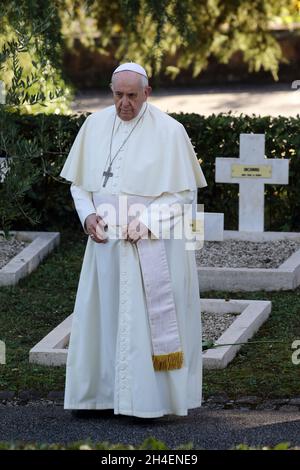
[85, 213, 150, 244]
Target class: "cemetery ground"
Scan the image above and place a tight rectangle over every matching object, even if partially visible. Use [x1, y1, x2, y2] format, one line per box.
[0, 229, 300, 400]
[1, 229, 300, 449]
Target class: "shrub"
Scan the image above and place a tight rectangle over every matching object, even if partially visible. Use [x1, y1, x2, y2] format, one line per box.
[1, 110, 299, 232]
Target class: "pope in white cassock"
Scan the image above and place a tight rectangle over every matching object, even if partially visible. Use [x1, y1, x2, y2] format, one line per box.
[60, 62, 207, 418]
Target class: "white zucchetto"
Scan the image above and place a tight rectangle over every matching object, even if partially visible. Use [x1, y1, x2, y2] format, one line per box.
[113, 62, 148, 78]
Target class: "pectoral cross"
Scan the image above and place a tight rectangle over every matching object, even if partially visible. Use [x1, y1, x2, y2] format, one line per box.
[102, 164, 113, 187]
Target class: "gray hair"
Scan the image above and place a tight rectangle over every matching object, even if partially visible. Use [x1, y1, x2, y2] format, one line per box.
[110, 72, 149, 90]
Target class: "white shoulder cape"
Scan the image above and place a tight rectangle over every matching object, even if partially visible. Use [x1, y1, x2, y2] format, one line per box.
[60, 103, 207, 196]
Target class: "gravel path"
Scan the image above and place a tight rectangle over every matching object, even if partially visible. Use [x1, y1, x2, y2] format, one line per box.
[71, 84, 300, 117]
[196, 239, 300, 269]
[0, 235, 29, 269]
[1, 404, 300, 449]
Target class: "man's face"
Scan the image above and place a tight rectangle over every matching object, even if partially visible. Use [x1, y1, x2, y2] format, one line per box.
[111, 71, 151, 121]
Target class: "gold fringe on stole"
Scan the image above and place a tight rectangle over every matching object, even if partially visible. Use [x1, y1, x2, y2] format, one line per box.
[152, 351, 184, 371]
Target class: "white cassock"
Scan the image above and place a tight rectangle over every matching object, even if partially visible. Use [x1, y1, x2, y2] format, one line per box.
[60, 102, 207, 417]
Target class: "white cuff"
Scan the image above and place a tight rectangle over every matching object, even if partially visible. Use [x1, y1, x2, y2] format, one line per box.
[70, 184, 96, 233]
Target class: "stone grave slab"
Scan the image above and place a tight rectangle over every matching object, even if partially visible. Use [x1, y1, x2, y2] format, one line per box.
[29, 298, 271, 369]
[198, 230, 300, 292]
[202, 298, 271, 369]
[0, 231, 60, 286]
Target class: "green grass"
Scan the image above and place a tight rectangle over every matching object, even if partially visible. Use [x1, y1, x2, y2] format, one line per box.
[203, 288, 300, 398]
[1, 231, 300, 398]
[0, 231, 86, 392]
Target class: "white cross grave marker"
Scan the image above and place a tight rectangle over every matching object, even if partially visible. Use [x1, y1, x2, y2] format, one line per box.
[215, 134, 289, 232]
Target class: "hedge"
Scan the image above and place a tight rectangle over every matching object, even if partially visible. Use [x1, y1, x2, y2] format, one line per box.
[1, 110, 299, 232]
